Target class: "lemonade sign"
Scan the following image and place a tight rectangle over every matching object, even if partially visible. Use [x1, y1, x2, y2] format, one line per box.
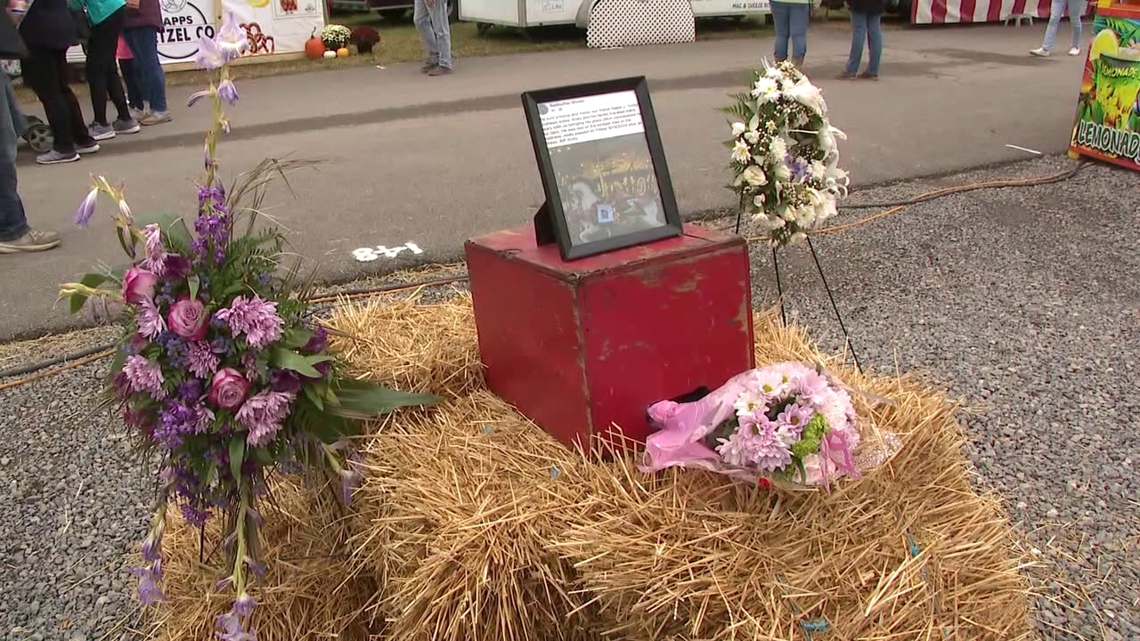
[1071, 11, 1140, 170]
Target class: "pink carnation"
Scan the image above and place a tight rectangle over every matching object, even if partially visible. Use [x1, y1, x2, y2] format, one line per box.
[186, 341, 219, 379]
[122, 355, 166, 400]
[237, 390, 295, 447]
[214, 295, 284, 348]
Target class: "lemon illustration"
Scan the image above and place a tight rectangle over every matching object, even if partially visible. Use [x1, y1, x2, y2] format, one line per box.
[1090, 29, 1119, 62]
[246, 0, 269, 7]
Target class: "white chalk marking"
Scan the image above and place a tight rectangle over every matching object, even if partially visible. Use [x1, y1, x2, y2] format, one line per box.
[352, 242, 424, 263]
[1005, 144, 1042, 155]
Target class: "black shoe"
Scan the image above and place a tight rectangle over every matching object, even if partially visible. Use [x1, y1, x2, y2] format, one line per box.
[857, 72, 879, 80]
[421, 62, 437, 73]
[428, 66, 452, 76]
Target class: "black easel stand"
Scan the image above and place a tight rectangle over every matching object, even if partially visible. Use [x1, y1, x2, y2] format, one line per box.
[770, 237, 863, 375]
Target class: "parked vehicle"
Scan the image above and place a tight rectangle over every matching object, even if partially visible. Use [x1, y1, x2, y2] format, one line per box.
[330, 0, 457, 20]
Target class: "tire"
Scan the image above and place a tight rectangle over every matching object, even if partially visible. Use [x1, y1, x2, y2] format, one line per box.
[25, 123, 54, 153]
[476, 21, 492, 35]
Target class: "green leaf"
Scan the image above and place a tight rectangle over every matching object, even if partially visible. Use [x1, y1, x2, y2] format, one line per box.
[252, 447, 274, 465]
[134, 211, 193, 251]
[283, 328, 314, 350]
[303, 383, 324, 411]
[229, 437, 245, 482]
[69, 273, 109, 314]
[1091, 101, 1106, 125]
[327, 379, 439, 420]
[188, 275, 200, 301]
[269, 348, 321, 378]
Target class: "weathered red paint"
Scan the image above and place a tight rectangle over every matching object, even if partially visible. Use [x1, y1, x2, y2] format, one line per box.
[465, 224, 755, 453]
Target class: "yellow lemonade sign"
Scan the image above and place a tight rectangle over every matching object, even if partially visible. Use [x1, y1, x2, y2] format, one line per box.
[1071, 12, 1140, 170]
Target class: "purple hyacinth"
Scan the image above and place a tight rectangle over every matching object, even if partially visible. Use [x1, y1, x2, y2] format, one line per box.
[180, 503, 209, 528]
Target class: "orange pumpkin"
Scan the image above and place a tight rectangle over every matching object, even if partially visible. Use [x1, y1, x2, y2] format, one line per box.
[304, 29, 326, 60]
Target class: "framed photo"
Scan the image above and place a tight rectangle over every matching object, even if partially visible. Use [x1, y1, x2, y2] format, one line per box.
[522, 77, 683, 261]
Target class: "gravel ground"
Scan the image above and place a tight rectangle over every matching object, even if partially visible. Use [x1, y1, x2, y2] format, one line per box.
[1, 157, 1137, 640]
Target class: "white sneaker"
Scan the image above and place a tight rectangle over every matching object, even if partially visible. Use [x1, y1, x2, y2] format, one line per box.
[1068, 47, 1080, 56]
[1030, 48, 1050, 57]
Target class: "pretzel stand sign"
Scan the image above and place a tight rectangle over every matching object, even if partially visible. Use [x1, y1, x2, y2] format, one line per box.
[157, 0, 325, 66]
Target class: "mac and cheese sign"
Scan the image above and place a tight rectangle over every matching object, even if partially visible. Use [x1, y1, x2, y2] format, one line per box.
[1069, 7, 1140, 172]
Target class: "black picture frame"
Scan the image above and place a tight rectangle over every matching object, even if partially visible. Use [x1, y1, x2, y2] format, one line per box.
[521, 77, 684, 261]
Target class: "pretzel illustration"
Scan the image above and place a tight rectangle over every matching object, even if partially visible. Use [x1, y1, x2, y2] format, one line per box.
[241, 22, 276, 55]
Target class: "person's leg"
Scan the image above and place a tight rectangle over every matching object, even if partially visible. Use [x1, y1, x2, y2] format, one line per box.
[0, 73, 59, 251]
[0, 74, 28, 242]
[789, 3, 810, 65]
[57, 50, 100, 156]
[119, 58, 144, 111]
[843, 11, 867, 75]
[21, 49, 81, 162]
[1068, 0, 1082, 50]
[865, 12, 882, 76]
[771, 2, 790, 61]
[413, 0, 439, 71]
[430, 0, 452, 71]
[86, 8, 132, 131]
[125, 27, 169, 122]
[1034, 0, 1067, 53]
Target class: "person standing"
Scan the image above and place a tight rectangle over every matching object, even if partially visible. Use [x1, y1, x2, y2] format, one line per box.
[19, 0, 101, 164]
[414, 0, 451, 76]
[122, 0, 168, 124]
[837, 0, 883, 79]
[0, 5, 60, 251]
[1030, 0, 1086, 56]
[71, 0, 139, 139]
[770, 0, 812, 67]
[116, 34, 143, 115]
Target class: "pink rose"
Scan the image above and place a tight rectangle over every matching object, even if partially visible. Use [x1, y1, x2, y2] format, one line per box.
[121, 267, 159, 305]
[209, 368, 250, 410]
[168, 296, 208, 341]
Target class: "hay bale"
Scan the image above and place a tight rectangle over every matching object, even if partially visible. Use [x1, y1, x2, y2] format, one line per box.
[147, 481, 375, 641]
[329, 297, 1032, 641]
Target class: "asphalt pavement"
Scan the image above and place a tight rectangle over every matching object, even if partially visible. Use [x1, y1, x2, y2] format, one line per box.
[1, 23, 1091, 340]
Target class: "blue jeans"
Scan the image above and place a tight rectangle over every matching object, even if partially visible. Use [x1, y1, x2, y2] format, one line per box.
[123, 26, 168, 112]
[771, 2, 810, 61]
[845, 11, 882, 76]
[0, 74, 28, 242]
[413, 0, 452, 68]
[1042, 0, 1083, 51]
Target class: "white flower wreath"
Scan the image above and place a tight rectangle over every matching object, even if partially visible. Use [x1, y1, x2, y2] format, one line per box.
[725, 61, 850, 247]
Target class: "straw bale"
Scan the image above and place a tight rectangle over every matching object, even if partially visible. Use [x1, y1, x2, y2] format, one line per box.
[331, 297, 1032, 641]
[148, 480, 375, 641]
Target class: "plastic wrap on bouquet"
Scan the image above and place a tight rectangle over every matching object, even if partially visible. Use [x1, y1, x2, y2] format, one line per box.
[641, 362, 901, 488]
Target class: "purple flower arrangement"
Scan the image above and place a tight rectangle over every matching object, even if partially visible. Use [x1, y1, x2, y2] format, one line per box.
[641, 362, 862, 488]
[59, 14, 437, 640]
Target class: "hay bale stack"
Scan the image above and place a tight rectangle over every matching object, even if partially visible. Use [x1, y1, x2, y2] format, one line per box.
[332, 298, 1031, 641]
[348, 388, 602, 641]
[149, 481, 374, 641]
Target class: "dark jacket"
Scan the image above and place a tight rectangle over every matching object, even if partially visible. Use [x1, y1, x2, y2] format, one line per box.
[0, 8, 28, 59]
[18, 0, 79, 51]
[124, 0, 162, 30]
[850, 0, 885, 13]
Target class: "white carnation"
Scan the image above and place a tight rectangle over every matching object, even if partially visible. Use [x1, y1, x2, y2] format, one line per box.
[810, 161, 827, 181]
[731, 121, 747, 137]
[731, 139, 752, 164]
[744, 130, 761, 144]
[751, 77, 780, 103]
[768, 137, 787, 162]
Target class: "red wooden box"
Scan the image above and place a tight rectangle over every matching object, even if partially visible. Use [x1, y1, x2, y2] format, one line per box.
[465, 224, 754, 451]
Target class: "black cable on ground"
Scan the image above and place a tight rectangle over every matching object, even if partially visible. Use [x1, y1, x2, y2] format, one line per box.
[1, 275, 472, 382]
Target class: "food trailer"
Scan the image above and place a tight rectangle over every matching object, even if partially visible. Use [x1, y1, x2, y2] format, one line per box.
[462, 0, 768, 34]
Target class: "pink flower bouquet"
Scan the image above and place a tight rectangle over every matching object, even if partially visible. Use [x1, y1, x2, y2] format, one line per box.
[59, 13, 437, 640]
[641, 362, 864, 488]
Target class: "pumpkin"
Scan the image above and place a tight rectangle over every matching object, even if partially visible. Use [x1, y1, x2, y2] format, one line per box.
[323, 50, 337, 59]
[336, 47, 349, 58]
[304, 29, 326, 60]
